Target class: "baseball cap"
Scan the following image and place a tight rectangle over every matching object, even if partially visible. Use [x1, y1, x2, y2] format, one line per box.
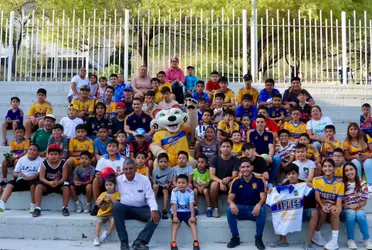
[124, 85, 133, 92]
[45, 114, 56, 121]
[135, 128, 146, 137]
[116, 102, 126, 109]
[68, 103, 79, 111]
[80, 85, 90, 91]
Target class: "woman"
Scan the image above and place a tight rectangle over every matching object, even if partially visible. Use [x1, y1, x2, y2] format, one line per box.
[130, 65, 152, 98]
[67, 67, 89, 103]
[306, 106, 333, 151]
[282, 77, 315, 107]
[343, 122, 372, 191]
[85, 103, 112, 139]
[342, 162, 372, 249]
[195, 126, 219, 161]
[165, 56, 185, 103]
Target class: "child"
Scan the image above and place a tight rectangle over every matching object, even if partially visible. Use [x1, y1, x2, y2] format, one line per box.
[123, 85, 134, 115]
[192, 80, 209, 103]
[197, 98, 208, 123]
[217, 109, 239, 140]
[283, 107, 307, 142]
[299, 133, 322, 176]
[239, 115, 251, 142]
[130, 128, 152, 170]
[321, 125, 342, 159]
[170, 174, 200, 250]
[70, 151, 95, 213]
[211, 93, 225, 124]
[60, 104, 84, 139]
[195, 126, 220, 161]
[172, 151, 193, 189]
[236, 73, 259, 105]
[235, 93, 257, 123]
[96, 76, 108, 100]
[2, 96, 23, 146]
[268, 94, 289, 127]
[142, 91, 158, 114]
[293, 143, 316, 183]
[152, 153, 174, 220]
[111, 102, 126, 136]
[31, 114, 56, 155]
[88, 74, 98, 99]
[33, 144, 70, 217]
[47, 124, 69, 159]
[274, 129, 296, 168]
[157, 71, 173, 94]
[71, 85, 95, 120]
[205, 71, 220, 102]
[195, 110, 213, 143]
[94, 176, 120, 246]
[25, 88, 53, 140]
[158, 86, 179, 109]
[185, 66, 198, 95]
[360, 103, 372, 136]
[100, 86, 116, 119]
[1, 126, 29, 186]
[135, 151, 150, 178]
[94, 126, 112, 160]
[297, 90, 312, 124]
[116, 130, 130, 159]
[193, 154, 212, 216]
[312, 159, 344, 250]
[231, 130, 244, 158]
[257, 78, 281, 106]
[150, 77, 163, 104]
[332, 148, 345, 180]
[212, 76, 235, 110]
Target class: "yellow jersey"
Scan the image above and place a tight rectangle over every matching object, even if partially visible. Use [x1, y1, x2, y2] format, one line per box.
[283, 121, 307, 142]
[154, 91, 163, 104]
[28, 101, 53, 118]
[97, 191, 120, 217]
[153, 124, 191, 167]
[343, 135, 372, 156]
[213, 89, 235, 104]
[97, 99, 117, 119]
[71, 97, 95, 113]
[334, 164, 344, 180]
[232, 142, 244, 158]
[160, 82, 173, 93]
[10, 137, 30, 156]
[321, 140, 343, 158]
[306, 144, 320, 161]
[217, 120, 240, 138]
[68, 137, 94, 154]
[236, 87, 259, 105]
[313, 176, 344, 206]
[137, 166, 149, 177]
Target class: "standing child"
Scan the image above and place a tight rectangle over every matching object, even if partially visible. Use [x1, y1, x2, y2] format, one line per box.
[185, 66, 198, 95]
[283, 107, 307, 143]
[192, 81, 209, 103]
[70, 151, 95, 213]
[236, 73, 258, 105]
[60, 104, 84, 139]
[360, 103, 372, 137]
[172, 151, 194, 189]
[94, 176, 120, 246]
[94, 126, 112, 160]
[193, 154, 212, 216]
[321, 125, 342, 159]
[312, 159, 344, 250]
[152, 153, 174, 220]
[135, 151, 150, 178]
[2, 96, 23, 146]
[170, 174, 200, 250]
[47, 124, 69, 160]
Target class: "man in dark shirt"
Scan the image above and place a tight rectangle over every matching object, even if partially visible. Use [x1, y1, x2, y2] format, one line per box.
[210, 139, 239, 218]
[226, 158, 266, 249]
[242, 143, 269, 181]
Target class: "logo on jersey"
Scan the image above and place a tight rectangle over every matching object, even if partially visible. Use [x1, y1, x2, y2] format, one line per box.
[264, 136, 268, 141]
[252, 183, 257, 189]
[239, 185, 243, 189]
[294, 190, 298, 196]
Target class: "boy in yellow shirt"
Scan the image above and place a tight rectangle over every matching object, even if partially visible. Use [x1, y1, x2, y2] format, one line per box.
[71, 85, 95, 120]
[212, 76, 235, 110]
[25, 88, 53, 139]
[150, 77, 163, 104]
[135, 151, 150, 178]
[231, 130, 243, 158]
[98, 86, 116, 119]
[236, 73, 258, 105]
[283, 107, 307, 142]
[321, 125, 342, 159]
[217, 110, 239, 140]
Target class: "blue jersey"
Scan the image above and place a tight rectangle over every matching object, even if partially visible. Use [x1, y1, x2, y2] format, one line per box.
[268, 107, 289, 119]
[236, 105, 257, 120]
[258, 88, 281, 104]
[192, 91, 209, 103]
[94, 137, 112, 155]
[5, 108, 23, 122]
[185, 75, 198, 91]
[171, 187, 195, 213]
[103, 86, 124, 103]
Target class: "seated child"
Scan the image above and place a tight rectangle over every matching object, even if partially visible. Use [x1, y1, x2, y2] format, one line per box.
[332, 148, 345, 180]
[170, 174, 200, 250]
[152, 153, 174, 220]
[47, 124, 69, 159]
[268, 94, 289, 128]
[231, 130, 244, 158]
[321, 125, 342, 159]
[130, 128, 152, 170]
[70, 151, 95, 214]
[258, 78, 280, 106]
[158, 87, 179, 110]
[71, 85, 95, 120]
[239, 115, 251, 142]
[96, 76, 108, 100]
[212, 76, 235, 110]
[31, 114, 55, 156]
[293, 143, 316, 183]
[33, 144, 70, 217]
[205, 71, 220, 103]
[142, 91, 158, 114]
[157, 71, 173, 97]
[193, 154, 212, 216]
[116, 130, 130, 159]
[299, 133, 321, 176]
[94, 176, 120, 246]
[99, 86, 116, 119]
[197, 98, 208, 123]
[195, 110, 213, 143]
[194, 126, 220, 161]
[111, 102, 126, 136]
[283, 107, 307, 142]
[236, 73, 258, 105]
[135, 151, 150, 178]
[1, 126, 29, 186]
[235, 93, 257, 123]
[185, 66, 198, 95]
[211, 93, 225, 124]
[274, 129, 296, 168]
[2, 96, 23, 146]
[192, 80, 209, 103]
[297, 90, 312, 124]
[172, 151, 194, 189]
[94, 126, 112, 160]
[217, 109, 239, 140]
[360, 103, 372, 136]
[60, 104, 84, 139]
[150, 77, 163, 104]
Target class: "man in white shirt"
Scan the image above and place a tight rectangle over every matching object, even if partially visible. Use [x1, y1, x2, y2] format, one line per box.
[113, 159, 160, 250]
[67, 67, 89, 103]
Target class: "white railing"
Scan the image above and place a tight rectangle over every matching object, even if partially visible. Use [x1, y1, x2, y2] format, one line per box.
[0, 8, 370, 84]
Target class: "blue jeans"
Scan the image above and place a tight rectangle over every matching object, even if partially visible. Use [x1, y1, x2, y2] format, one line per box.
[312, 141, 322, 152]
[269, 156, 281, 185]
[226, 204, 266, 239]
[352, 159, 372, 184]
[343, 209, 370, 240]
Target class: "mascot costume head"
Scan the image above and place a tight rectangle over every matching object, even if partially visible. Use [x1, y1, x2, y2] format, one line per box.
[150, 98, 198, 167]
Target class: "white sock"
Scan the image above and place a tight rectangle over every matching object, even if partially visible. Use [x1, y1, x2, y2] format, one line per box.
[207, 206, 211, 209]
[36, 207, 41, 210]
[75, 201, 80, 204]
[332, 230, 338, 239]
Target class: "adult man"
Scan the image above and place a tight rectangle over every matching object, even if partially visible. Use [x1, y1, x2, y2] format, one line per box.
[251, 106, 279, 138]
[242, 143, 269, 181]
[68, 68, 90, 103]
[124, 97, 153, 143]
[247, 114, 281, 188]
[113, 159, 160, 250]
[209, 139, 239, 218]
[226, 158, 267, 249]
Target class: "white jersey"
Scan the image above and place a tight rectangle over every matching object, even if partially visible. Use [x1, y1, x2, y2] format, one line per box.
[96, 154, 125, 174]
[266, 182, 312, 235]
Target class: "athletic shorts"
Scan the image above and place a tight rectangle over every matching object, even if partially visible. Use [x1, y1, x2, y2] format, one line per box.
[303, 208, 317, 221]
[97, 215, 113, 223]
[171, 210, 198, 225]
[38, 181, 70, 195]
[8, 178, 38, 191]
[71, 184, 88, 195]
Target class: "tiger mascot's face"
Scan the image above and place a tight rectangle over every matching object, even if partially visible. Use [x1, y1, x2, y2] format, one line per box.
[150, 108, 188, 133]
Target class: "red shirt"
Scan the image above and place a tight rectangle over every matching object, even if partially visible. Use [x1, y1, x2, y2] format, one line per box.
[252, 118, 279, 133]
[206, 80, 220, 91]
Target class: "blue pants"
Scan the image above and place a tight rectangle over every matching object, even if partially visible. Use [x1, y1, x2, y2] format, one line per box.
[342, 209, 370, 240]
[226, 204, 266, 239]
[312, 141, 322, 152]
[352, 159, 372, 185]
[269, 156, 281, 185]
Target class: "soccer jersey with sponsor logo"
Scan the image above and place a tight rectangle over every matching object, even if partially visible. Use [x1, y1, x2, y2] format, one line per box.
[343, 135, 372, 156]
[217, 120, 239, 138]
[283, 121, 307, 142]
[171, 187, 195, 213]
[68, 137, 94, 154]
[321, 140, 343, 158]
[10, 137, 30, 156]
[313, 176, 344, 207]
[343, 180, 369, 210]
[28, 102, 53, 118]
[266, 182, 312, 235]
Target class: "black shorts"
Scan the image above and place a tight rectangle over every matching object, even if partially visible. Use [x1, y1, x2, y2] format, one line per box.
[6, 123, 12, 130]
[8, 178, 38, 191]
[38, 181, 70, 196]
[158, 185, 171, 195]
[71, 184, 88, 195]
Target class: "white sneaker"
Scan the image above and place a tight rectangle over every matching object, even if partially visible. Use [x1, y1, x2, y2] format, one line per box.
[75, 201, 82, 213]
[99, 230, 109, 243]
[369, 185, 372, 193]
[0, 200, 5, 212]
[93, 237, 100, 246]
[312, 232, 327, 247]
[84, 202, 90, 213]
[347, 240, 357, 249]
[324, 237, 339, 250]
[364, 239, 372, 249]
[29, 203, 36, 214]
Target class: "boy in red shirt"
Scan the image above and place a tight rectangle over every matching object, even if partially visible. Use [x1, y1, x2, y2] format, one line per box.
[205, 71, 220, 103]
